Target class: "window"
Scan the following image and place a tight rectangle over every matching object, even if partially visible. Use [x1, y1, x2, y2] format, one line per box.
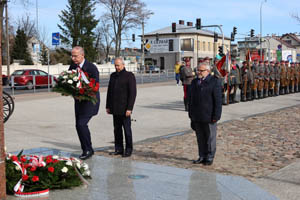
[180, 39, 194, 51]
[208, 42, 211, 51]
[203, 41, 206, 51]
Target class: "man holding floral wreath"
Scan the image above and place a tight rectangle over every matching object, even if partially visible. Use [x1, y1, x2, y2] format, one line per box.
[69, 46, 100, 160]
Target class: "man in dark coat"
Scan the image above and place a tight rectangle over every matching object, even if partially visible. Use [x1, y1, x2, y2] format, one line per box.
[69, 46, 100, 160]
[189, 62, 222, 165]
[106, 58, 137, 157]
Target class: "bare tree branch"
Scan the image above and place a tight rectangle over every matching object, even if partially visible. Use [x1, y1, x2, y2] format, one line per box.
[97, 0, 153, 57]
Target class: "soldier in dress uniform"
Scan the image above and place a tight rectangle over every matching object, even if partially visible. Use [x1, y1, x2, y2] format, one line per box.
[240, 61, 253, 101]
[228, 60, 241, 103]
[274, 61, 281, 96]
[285, 61, 290, 94]
[257, 60, 265, 99]
[290, 62, 296, 93]
[251, 59, 259, 99]
[295, 62, 300, 92]
[263, 60, 270, 98]
[268, 61, 275, 97]
[279, 60, 286, 95]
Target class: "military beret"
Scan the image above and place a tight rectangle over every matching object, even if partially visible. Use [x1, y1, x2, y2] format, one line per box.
[275, 61, 279, 64]
[285, 61, 289, 63]
[291, 62, 295, 65]
[242, 61, 247, 64]
[259, 60, 263, 63]
[264, 60, 268, 63]
[270, 61, 274, 64]
[254, 59, 258, 61]
[280, 60, 285, 63]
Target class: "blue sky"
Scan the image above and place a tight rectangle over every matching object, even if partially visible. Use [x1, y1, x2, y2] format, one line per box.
[9, 0, 300, 48]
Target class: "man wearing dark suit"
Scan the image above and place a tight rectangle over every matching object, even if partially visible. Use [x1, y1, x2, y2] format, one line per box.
[189, 62, 222, 165]
[106, 57, 137, 157]
[69, 46, 100, 160]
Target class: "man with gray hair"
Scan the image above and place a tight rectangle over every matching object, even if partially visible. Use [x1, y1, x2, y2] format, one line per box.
[188, 62, 222, 165]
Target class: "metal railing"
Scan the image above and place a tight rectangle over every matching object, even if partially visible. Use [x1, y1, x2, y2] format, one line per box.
[6, 69, 176, 95]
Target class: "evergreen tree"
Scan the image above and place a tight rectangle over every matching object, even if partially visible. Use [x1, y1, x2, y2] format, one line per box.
[58, 0, 99, 62]
[40, 44, 49, 65]
[11, 29, 33, 65]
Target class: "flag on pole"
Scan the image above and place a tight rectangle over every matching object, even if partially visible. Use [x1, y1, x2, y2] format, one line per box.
[216, 55, 227, 77]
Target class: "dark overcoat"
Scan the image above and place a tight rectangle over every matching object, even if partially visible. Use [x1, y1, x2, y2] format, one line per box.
[189, 74, 222, 123]
[106, 69, 137, 115]
[68, 60, 100, 117]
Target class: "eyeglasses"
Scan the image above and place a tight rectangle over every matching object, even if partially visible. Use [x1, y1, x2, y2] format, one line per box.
[197, 69, 207, 72]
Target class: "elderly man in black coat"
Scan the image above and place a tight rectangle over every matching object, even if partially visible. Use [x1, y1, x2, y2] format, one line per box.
[189, 62, 222, 165]
[69, 46, 100, 160]
[106, 57, 137, 157]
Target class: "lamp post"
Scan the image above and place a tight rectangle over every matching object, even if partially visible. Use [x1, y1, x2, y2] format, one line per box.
[260, 0, 267, 61]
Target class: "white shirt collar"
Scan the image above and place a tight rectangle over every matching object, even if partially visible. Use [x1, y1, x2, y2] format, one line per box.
[79, 59, 85, 68]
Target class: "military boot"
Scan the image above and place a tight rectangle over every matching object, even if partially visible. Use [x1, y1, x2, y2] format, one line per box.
[264, 89, 268, 98]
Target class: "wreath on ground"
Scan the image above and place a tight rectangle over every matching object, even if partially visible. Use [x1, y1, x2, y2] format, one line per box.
[6, 151, 91, 197]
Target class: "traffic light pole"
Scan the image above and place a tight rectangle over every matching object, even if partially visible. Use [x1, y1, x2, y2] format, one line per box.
[201, 25, 224, 50]
[141, 21, 145, 71]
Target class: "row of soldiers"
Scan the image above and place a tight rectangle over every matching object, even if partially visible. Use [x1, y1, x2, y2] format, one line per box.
[222, 59, 300, 104]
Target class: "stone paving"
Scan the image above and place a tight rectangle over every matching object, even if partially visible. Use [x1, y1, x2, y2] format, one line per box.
[96, 105, 300, 182]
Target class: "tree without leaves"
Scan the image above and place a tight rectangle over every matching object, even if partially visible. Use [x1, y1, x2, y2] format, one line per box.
[97, 0, 153, 57]
[291, 12, 300, 24]
[95, 18, 115, 62]
[16, 14, 37, 38]
[58, 0, 99, 62]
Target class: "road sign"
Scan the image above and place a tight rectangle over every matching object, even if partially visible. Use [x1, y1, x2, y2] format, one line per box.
[52, 32, 60, 46]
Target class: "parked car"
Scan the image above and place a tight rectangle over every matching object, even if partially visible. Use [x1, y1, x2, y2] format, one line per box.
[10, 69, 57, 90]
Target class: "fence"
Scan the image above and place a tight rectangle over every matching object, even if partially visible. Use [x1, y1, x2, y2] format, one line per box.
[7, 69, 176, 95]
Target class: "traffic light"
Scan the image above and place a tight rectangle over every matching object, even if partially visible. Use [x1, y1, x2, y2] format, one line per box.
[233, 26, 237, 35]
[132, 34, 135, 42]
[172, 23, 176, 33]
[218, 46, 224, 56]
[250, 29, 254, 37]
[196, 18, 201, 30]
[231, 32, 235, 41]
[214, 32, 218, 42]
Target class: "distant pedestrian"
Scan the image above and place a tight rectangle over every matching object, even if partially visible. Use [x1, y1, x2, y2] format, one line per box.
[189, 63, 222, 165]
[106, 57, 137, 157]
[181, 59, 194, 111]
[174, 61, 181, 86]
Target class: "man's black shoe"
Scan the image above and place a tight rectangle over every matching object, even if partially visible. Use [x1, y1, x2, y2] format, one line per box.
[79, 151, 93, 160]
[109, 151, 123, 156]
[122, 152, 132, 157]
[203, 159, 214, 166]
[192, 157, 205, 164]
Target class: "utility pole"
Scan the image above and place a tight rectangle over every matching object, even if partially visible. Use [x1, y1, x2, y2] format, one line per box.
[0, 0, 7, 199]
[5, 2, 9, 76]
[141, 21, 145, 71]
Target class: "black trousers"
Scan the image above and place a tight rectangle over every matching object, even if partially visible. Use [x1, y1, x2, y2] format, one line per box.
[113, 115, 133, 153]
[194, 122, 217, 160]
[75, 115, 93, 153]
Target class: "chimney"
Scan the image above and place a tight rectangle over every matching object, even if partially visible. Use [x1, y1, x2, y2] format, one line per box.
[187, 22, 193, 26]
[179, 20, 184, 25]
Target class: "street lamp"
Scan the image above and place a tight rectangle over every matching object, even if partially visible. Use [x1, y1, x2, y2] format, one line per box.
[260, 0, 267, 61]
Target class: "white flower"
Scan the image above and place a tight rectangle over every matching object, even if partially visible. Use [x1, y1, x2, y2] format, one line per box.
[66, 161, 72, 166]
[63, 75, 68, 79]
[73, 76, 79, 81]
[67, 80, 73, 84]
[61, 167, 68, 173]
[76, 82, 81, 88]
[83, 170, 90, 176]
[72, 70, 77, 73]
[52, 155, 59, 160]
[15, 165, 21, 171]
[82, 163, 89, 170]
[76, 162, 81, 169]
